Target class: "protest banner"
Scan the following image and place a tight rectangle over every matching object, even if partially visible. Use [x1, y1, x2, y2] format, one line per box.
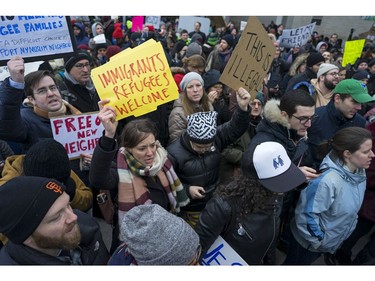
[91, 39, 179, 121]
[178, 16, 211, 36]
[278, 22, 316, 48]
[201, 236, 248, 266]
[359, 23, 375, 42]
[131, 16, 144, 32]
[50, 112, 104, 159]
[145, 16, 161, 29]
[220, 16, 275, 100]
[342, 39, 366, 67]
[0, 16, 75, 65]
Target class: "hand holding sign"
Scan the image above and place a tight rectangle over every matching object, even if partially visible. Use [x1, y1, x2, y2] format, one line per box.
[220, 17, 275, 100]
[98, 99, 118, 139]
[7, 56, 25, 82]
[236, 87, 251, 111]
[91, 39, 179, 121]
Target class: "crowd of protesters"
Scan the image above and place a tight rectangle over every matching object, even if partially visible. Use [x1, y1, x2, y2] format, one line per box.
[0, 15, 375, 265]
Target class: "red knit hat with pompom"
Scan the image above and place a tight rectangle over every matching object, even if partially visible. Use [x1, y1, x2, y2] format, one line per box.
[112, 23, 123, 39]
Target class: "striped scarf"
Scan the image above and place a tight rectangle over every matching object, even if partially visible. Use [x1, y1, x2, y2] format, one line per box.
[117, 143, 189, 224]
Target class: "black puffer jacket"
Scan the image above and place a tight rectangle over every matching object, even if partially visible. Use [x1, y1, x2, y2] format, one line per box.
[166, 107, 250, 212]
[195, 194, 283, 265]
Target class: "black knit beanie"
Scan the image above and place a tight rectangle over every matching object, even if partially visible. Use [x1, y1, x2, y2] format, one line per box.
[203, 69, 221, 91]
[306, 52, 325, 67]
[64, 51, 92, 72]
[221, 34, 235, 49]
[0, 176, 65, 243]
[23, 139, 71, 184]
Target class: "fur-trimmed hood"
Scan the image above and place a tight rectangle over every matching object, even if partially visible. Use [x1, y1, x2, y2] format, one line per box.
[263, 99, 290, 129]
[263, 98, 308, 141]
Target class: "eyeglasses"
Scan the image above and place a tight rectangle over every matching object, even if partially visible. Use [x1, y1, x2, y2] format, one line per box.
[187, 245, 202, 265]
[74, 62, 90, 69]
[326, 72, 339, 77]
[292, 114, 317, 125]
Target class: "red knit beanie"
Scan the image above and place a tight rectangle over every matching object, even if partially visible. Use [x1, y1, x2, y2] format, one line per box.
[112, 23, 123, 39]
[173, 73, 185, 93]
[106, 45, 122, 60]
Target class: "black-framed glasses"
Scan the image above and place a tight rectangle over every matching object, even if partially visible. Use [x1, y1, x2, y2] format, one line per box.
[326, 72, 339, 77]
[74, 62, 90, 70]
[292, 114, 317, 125]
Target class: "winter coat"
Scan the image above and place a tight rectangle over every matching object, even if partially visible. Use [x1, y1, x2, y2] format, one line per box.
[285, 67, 317, 93]
[307, 99, 366, 169]
[0, 155, 92, 211]
[166, 107, 250, 212]
[242, 99, 311, 179]
[0, 77, 80, 152]
[358, 121, 375, 223]
[291, 154, 366, 254]
[61, 75, 100, 113]
[73, 22, 90, 47]
[168, 97, 214, 144]
[195, 194, 283, 265]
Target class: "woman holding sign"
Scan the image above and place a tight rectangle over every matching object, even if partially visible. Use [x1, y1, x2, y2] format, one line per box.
[89, 99, 190, 253]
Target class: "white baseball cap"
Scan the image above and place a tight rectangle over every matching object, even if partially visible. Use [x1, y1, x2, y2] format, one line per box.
[253, 142, 306, 192]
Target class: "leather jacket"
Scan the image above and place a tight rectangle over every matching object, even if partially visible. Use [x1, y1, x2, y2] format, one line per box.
[195, 194, 283, 265]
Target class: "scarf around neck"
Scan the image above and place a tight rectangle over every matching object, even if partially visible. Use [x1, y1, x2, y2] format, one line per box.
[117, 142, 190, 224]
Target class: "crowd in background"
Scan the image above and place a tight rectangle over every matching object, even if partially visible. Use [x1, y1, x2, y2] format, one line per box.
[1, 15, 375, 266]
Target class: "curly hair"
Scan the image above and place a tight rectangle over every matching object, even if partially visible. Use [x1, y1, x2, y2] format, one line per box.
[214, 173, 274, 218]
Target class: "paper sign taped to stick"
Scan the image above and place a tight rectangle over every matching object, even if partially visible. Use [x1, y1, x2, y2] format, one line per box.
[220, 16, 275, 100]
[50, 112, 104, 159]
[201, 236, 248, 266]
[91, 39, 179, 121]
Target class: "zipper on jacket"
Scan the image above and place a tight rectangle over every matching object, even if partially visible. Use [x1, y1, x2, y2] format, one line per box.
[237, 223, 254, 241]
[261, 204, 277, 262]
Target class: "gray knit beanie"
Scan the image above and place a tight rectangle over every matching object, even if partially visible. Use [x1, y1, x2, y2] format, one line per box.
[179, 71, 204, 92]
[186, 42, 202, 58]
[120, 204, 200, 265]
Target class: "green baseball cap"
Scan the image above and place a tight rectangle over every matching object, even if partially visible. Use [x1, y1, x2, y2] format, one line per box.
[333, 79, 374, 103]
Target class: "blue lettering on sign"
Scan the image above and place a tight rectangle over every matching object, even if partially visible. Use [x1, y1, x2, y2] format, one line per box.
[200, 243, 244, 266]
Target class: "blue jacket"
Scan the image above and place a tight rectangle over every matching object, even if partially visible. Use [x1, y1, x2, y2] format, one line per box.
[307, 99, 366, 169]
[291, 154, 366, 254]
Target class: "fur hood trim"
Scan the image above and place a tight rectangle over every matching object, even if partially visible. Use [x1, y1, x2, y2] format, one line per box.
[263, 99, 291, 129]
[263, 99, 308, 141]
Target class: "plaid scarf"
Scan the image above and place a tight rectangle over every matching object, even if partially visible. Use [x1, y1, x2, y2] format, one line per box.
[117, 143, 189, 224]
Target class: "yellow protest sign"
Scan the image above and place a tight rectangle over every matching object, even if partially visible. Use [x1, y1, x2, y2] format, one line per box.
[342, 39, 365, 67]
[91, 39, 179, 120]
[220, 16, 275, 100]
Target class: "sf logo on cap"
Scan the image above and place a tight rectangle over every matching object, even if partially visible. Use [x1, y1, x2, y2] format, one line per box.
[273, 155, 284, 169]
[46, 181, 63, 194]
